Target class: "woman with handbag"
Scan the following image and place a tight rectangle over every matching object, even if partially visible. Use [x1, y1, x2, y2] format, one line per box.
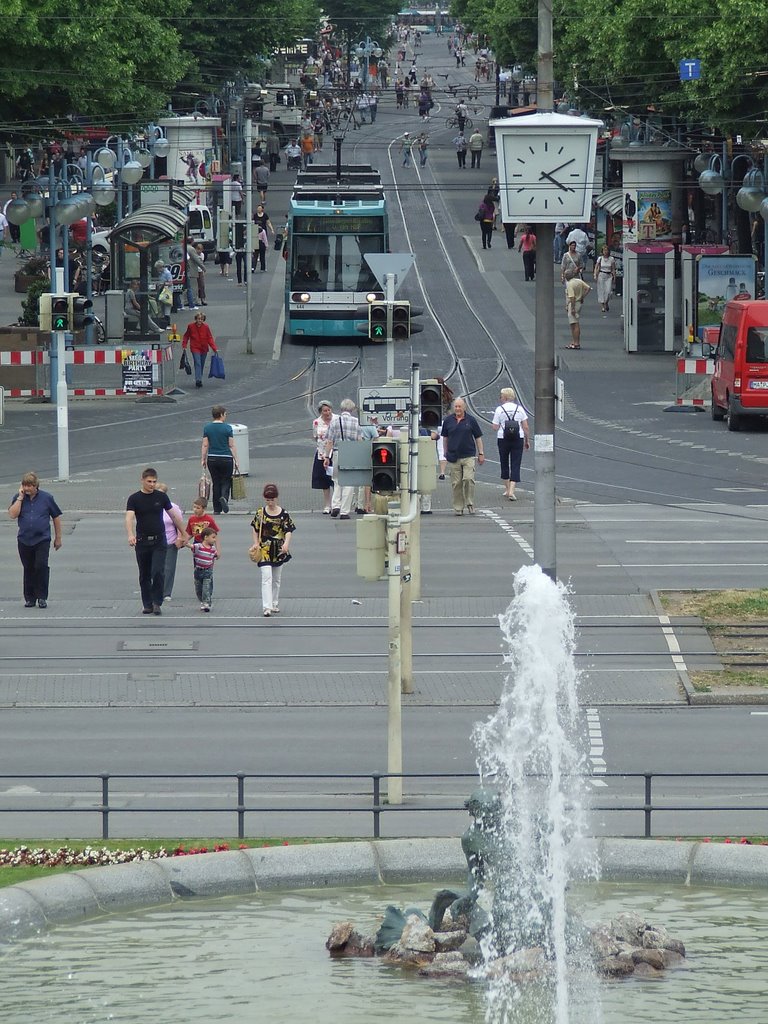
[249, 483, 296, 617]
[311, 400, 336, 513]
[201, 404, 239, 515]
[183, 313, 218, 388]
[153, 260, 174, 326]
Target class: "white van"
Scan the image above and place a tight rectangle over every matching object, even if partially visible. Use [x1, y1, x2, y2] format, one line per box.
[187, 204, 215, 254]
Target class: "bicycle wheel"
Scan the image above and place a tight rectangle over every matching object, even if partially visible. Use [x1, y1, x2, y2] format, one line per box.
[445, 117, 456, 129]
[92, 317, 106, 344]
[464, 117, 473, 130]
[466, 84, 479, 100]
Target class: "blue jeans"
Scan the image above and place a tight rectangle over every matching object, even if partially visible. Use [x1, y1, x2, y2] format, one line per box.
[194, 567, 214, 605]
[186, 280, 197, 307]
[192, 350, 207, 383]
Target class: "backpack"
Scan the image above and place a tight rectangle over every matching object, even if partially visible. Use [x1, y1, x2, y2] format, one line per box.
[502, 404, 521, 441]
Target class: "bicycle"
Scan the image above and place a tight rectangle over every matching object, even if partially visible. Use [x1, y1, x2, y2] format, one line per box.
[445, 115, 473, 131]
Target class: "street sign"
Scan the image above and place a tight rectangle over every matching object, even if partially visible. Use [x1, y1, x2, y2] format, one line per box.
[679, 59, 701, 81]
[358, 384, 411, 425]
[364, 253, 415, 292]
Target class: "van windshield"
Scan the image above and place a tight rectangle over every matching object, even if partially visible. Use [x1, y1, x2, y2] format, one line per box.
[746, 327, 768, 363]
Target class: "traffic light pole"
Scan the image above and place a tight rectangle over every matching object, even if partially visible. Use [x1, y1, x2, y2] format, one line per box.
[385, 272, 395, 381]
[244, 119, 253, 355]
[55, 328, 70, 481]
[385, 362, 421, 803]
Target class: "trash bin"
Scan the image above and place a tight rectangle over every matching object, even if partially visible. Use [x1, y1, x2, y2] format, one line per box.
[230, 423, 250, 475]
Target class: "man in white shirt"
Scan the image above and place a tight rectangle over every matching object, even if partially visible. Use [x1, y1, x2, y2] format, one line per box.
[2, 191, 20, 244]
[566, 225, 590, 258]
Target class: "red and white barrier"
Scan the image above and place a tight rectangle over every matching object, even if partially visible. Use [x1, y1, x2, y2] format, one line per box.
[675, 356, 715, 407]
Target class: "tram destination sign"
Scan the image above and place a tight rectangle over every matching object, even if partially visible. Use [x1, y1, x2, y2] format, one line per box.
[358, 384, 412, 425]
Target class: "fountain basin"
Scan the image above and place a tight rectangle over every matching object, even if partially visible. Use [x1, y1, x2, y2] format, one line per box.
[0, 838, 767, 945]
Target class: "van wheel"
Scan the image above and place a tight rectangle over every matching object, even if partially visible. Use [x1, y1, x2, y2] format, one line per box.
[726, 401, 742, 432]
[711, 394, 725, 421]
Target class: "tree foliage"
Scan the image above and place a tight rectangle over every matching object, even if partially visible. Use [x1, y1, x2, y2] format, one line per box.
[556, 0, 768, 134]
[322, 0, 401, 51]
[451, 0, 536, 69]
[179, 0, 321, 93]
[0, 0, 193, 128]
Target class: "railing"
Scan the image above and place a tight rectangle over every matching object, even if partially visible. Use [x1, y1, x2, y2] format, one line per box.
[0, 771, 767, 840]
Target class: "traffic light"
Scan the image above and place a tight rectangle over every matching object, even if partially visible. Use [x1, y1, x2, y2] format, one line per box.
[420, 380, 443, 430]
[38, 293, 53, 331]
[52, 295, 72, 332]
[368, 300, 387, 341]
[371, 439, 399, 492]
[391, 300, 410, 340]
[73, 296, 94, 330]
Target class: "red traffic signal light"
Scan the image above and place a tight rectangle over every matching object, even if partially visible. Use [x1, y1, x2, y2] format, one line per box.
[371, 439, 399, 492]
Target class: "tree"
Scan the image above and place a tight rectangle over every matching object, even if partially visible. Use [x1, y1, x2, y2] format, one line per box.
[0, 0, 193, 126]
[557, 0, 768, 134]
[451, 0, 537, 69]
[178, 0, 321, 93]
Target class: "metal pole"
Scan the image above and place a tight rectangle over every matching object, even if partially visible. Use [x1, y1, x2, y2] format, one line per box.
[55, 329, 70, 480]
[401, 361, 420, 691]
[245, 119, 253, 354]
[534, 0, 557, 580]
[387, 501, 402, 804]
[385, 272, 395, 381]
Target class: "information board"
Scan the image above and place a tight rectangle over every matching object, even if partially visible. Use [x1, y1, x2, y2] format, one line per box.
[358, 385, 411, 425]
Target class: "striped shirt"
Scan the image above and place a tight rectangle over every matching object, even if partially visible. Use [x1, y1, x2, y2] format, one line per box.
[192, 542, 218, 570]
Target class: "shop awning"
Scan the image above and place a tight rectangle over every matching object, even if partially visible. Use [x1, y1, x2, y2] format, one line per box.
[107, 203, 188, 242]
[594, 188, 624, 216]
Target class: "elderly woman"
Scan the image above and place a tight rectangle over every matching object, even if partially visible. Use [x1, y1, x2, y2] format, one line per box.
[153, 260, 174, 325]
[491, 387, 530, 501]
[594, 244, 617, 313]
[311, 400, 336, 513]
[560, 240, 584, 287]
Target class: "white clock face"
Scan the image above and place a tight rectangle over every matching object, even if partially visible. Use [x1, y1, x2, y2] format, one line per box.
[500, 132, 593, 221]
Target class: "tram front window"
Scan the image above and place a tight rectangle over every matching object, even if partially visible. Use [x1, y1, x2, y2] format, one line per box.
[292, 233, 384, 292]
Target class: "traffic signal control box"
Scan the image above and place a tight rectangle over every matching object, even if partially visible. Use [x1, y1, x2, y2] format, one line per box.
[420, 379, 443, 429]
[371, 439, 399, 492]
[368, 301, 387, 341]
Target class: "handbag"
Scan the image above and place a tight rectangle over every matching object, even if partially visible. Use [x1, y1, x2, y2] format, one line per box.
[179, 350, 192, 375]
[198, 470, 212, 501]
[208, 353, 225, 380]
[274, 232, 283, 251]
[158, 285, 173, 305]
[231, 470, 247, 501]
[474, 209, 483, 222]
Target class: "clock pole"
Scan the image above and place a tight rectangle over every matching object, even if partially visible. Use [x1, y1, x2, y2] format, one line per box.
[534, 0, 557, 580]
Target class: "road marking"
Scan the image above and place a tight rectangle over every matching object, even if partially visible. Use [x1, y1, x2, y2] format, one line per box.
[479, 509, 534, 558]
[597, 562, 768, 568]
[272, 305, 285, 361]
[750, 712, 768, 716]
[585, 707, 608, 786]
[463, 235, 485, 272]
[657, 614, 687, 674]
[625, 540, 768, 545]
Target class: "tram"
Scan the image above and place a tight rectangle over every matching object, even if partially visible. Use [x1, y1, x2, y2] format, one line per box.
[284, 165, 389, 340]
[397, 7, 453, 31]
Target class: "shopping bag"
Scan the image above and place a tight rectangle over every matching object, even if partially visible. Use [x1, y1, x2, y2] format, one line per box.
[231, 471, 247, 501]
[179, 350, 192, 375]
[208, 353, 226, 380]
[158, 285, 173, 305]
[198, 471, 212, 501]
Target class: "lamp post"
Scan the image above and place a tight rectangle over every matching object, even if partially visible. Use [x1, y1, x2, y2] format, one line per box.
[354, 37, 382, 91]
[145, 125, 170, 179]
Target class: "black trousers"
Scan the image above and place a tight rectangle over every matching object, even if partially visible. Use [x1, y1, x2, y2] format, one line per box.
[498, 437, 525, 482]
[207, 454, 234, 513]
[470, 150, 481, 168]
[135, 539, 167, 609]
[480, 222, 493, 248]
[18, 539, 51, 601]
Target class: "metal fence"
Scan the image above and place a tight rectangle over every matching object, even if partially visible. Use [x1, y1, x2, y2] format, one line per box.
[1, 771, 768, 840]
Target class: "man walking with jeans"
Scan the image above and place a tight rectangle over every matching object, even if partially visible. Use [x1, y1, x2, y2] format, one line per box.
[438, 398, 485, 515]
[125, 468, 187, 615]
[8, 471, 62, 608]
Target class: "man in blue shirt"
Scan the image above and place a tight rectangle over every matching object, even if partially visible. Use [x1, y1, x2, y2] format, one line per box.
[439, 398, 485, 516]
[8, 472, 63, 608]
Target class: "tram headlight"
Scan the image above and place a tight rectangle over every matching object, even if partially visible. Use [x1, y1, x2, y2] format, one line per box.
[300, 292, 311, 303]
[366, 292, 377, 303]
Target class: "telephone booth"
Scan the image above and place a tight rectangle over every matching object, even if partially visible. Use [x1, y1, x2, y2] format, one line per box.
[623, 243, 676, 352]
[680, 245, 729, 351]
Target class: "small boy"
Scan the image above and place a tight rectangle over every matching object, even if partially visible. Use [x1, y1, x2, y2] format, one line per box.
[186, 498, 221, 553]
[191, 526, 218, 611]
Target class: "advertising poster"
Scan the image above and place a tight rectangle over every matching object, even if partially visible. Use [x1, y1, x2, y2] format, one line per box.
[621, 190, 637, 243]
[696, 255, 757, 331]
[637, 189, 672, 240]
[122, 350, 154, 394]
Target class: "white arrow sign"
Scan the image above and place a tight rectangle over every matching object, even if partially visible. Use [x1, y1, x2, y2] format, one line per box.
[364, 253, 415, 292]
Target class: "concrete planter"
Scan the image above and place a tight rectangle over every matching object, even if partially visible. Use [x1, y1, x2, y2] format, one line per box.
[14, 272, 47, 294]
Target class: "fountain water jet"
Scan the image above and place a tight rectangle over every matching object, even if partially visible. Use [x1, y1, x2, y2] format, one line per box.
[472, 565, 600, 1024]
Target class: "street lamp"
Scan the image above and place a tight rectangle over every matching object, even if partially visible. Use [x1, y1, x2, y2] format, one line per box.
[355, 37, 382, 91]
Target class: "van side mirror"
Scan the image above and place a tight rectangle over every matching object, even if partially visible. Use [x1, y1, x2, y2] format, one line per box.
[703, 342, 717, 359]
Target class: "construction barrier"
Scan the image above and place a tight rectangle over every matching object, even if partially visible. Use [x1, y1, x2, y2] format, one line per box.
[0, 342, 178, 399]
[675, 355, 715, 407]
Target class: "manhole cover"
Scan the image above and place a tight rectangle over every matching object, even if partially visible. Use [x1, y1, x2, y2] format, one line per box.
[119, 640, 198, 651]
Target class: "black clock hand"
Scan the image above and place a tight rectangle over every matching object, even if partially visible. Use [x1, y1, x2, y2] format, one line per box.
[545, 157, 577, 176]
[538, 170, 572, 192]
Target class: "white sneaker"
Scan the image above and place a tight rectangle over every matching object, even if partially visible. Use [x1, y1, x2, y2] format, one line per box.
[263, 609, 271, 617]
[200, 603, 207, 610]
[271, 607, 280, 614]
[164, 596, 172, 602]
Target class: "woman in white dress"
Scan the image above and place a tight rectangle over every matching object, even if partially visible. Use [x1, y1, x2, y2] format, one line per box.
[491, 387, 530, 500]
[594, 245, 617, 314]
[311, 401, 336, 513]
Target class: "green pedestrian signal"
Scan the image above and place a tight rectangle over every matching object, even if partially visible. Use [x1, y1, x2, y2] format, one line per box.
[368, 300, 387, 341]
[52, 296, 71, 332]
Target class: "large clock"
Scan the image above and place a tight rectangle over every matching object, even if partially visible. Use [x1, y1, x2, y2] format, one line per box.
[492, 112, 602, 223]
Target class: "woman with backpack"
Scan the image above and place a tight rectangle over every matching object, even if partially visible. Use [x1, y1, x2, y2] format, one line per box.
[491, 387, 530, 501]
